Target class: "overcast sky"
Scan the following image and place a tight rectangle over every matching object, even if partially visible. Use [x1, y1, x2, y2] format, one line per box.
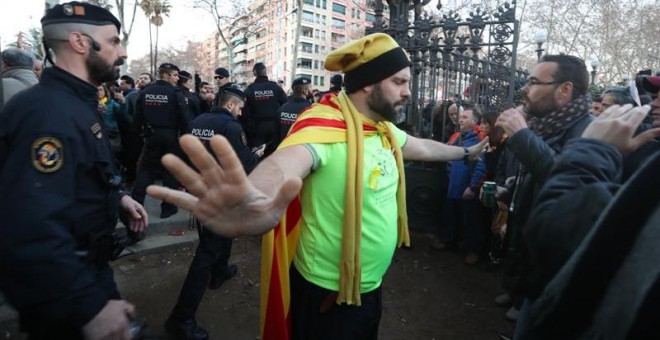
[1, 0, 219, 62]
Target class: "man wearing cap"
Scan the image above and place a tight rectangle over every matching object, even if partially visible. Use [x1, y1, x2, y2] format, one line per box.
[243, 62, 288, 157]
[132, 62, 193, 222]
[148, 33, 487, 339]
[212, 67, 236, 106]
[327, 74, 343, 94]
[274, 77, 312, 148]
[178, 70, 202, 118]
[0, 2, 148, 339]
[164, 87, 263, 340]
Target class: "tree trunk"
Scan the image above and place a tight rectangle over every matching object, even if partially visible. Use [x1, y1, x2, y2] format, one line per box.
[149, 22, 154, 76]
[154, 25, 159, 74]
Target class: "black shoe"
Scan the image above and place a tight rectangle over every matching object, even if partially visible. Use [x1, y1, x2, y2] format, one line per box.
[164, 317, 209, 340]
[160, 207, 178, 219]
[209, 264, 238, 290]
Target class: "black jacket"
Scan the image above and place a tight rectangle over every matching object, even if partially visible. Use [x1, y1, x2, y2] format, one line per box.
[527, 139, 660, 339]
[134, 80, 193, 135]
[0, 66, 123, 329]
[190, 108, 259, 173]
[507, 112, 593, 297]
[276, 97, 311, 146]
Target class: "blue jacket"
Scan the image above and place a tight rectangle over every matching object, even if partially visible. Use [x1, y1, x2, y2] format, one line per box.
[446, 129, 486, 199]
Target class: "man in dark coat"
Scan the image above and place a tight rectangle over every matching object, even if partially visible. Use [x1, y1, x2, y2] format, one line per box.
[524, 103, 660, 339]
[494, 54, 594, 338]
[0, 2, 148, 338]
[165, 87, 263, 340]
[242, 62, 287, 156]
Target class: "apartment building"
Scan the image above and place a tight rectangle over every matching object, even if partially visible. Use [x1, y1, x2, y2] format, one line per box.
[200, 0, 385, 90]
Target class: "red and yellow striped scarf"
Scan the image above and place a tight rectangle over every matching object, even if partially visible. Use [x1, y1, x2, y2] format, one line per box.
[259, 91, 410, 340]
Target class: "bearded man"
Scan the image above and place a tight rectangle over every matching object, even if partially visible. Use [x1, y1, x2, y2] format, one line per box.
[148, 33, 487, 340]
[0, 2, 148, 339]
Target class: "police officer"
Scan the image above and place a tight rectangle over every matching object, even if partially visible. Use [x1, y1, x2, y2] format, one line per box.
[0, 2, 148, 339]
[275, 77, 312, 148]
[212, 67, 237, 108]
[242, 62, 287, 156]
[178, 70, 201, 118]
[132, 62, 193, 221]
[165, 88, 263, 340]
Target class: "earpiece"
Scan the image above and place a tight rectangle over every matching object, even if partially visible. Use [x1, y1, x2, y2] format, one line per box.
[81, 33, 101, 52]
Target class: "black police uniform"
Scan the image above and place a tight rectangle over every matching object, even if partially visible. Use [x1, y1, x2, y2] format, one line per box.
[168, 107, 259, 327]
[0, 66, 125, 338]
[181, 86, 202, 118]
[132, 79, 193, 217]
[243, 76, 287, 155]
[212, 82, 238, 108]
[276, 97, 312, 147]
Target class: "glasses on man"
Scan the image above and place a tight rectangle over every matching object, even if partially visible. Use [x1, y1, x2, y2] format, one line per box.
[526, 78, 562, 86]
[214, 76, 225, 80]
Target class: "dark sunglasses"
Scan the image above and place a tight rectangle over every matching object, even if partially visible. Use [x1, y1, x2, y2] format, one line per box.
[214, 75, 226, 79]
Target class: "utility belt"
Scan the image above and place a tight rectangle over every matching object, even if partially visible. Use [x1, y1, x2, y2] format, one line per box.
[76, 233, 128, 269]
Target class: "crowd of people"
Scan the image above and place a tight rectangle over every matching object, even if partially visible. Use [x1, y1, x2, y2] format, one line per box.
[1, 2, 659, 340]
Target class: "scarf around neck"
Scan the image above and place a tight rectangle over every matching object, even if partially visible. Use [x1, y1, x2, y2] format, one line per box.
[528, 94, 591, 139]
[259, 91, 410, 339]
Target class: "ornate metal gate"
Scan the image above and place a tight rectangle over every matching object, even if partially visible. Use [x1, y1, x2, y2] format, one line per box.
[368, 0, 528, 140]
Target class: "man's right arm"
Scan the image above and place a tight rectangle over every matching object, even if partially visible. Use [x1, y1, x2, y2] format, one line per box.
[147, 135, 310, 236]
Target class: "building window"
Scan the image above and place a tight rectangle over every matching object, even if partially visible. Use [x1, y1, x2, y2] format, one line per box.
[320, 76, 325, 86]
[297, 58, 313, 69]
[313, 60, 318, 69]
[256, 43, 265, 51]
[332, 18, 345, 29]
[313, 75, 318, 86]
[332, 3, 346, 15]
[366, 12, 375, 23]
[302, 26, 313, 38]
[304, 0, 313, 4]
[302, 10, 314, 23]
[300, 42, 313, 53]
[331, 32, 345, 44]
[315, 44, 319, 53]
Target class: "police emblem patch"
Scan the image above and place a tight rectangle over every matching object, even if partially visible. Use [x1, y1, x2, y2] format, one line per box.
[32, 137, 63, 173]
[241, 133, 248, 145]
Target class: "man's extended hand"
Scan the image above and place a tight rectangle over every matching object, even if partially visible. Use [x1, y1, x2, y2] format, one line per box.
[582, 104, 660, 155]
[147, 135, 302, 237]
[462, 187, 475, 200]
[82, 300, 134, 340]
[496, 107, 527, 136]
[467, 137, 489, 161]
[120, 195, 148, 232]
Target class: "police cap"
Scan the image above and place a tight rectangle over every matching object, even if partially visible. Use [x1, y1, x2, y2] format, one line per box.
[223, 87, 246, 102]
[292, 77, 311, 87]
[41, 2, 121, 32]
[178, 70, 192, 80]
[158, 63, 180, 73]
[215, 67, 230, 78]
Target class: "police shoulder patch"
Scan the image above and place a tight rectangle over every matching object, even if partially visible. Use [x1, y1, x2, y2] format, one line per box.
[241, 133, 248, 146]
[32, 137, 64, 173]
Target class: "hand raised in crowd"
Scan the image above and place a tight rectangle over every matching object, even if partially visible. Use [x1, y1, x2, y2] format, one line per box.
[582, 104, 660, 155]
[120, 195, 148, 232]
[82, 300, 135, 340]
[147, 135, 302, 237]
[495, 107, 527, 136]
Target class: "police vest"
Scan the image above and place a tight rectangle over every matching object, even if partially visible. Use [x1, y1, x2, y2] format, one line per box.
[141, 83, 182, 129]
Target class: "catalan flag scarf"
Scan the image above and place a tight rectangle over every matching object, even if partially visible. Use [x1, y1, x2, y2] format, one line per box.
[259, 91, 410, 340]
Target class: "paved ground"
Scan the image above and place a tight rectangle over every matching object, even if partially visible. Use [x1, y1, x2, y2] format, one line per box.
[0, 196, 513, 339]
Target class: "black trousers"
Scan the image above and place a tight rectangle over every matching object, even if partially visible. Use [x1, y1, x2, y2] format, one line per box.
[23, 265, 120, 340]
[290, 265, 382, 340]
[132, 129, 180, 211]
[169, 222, 234, 321]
